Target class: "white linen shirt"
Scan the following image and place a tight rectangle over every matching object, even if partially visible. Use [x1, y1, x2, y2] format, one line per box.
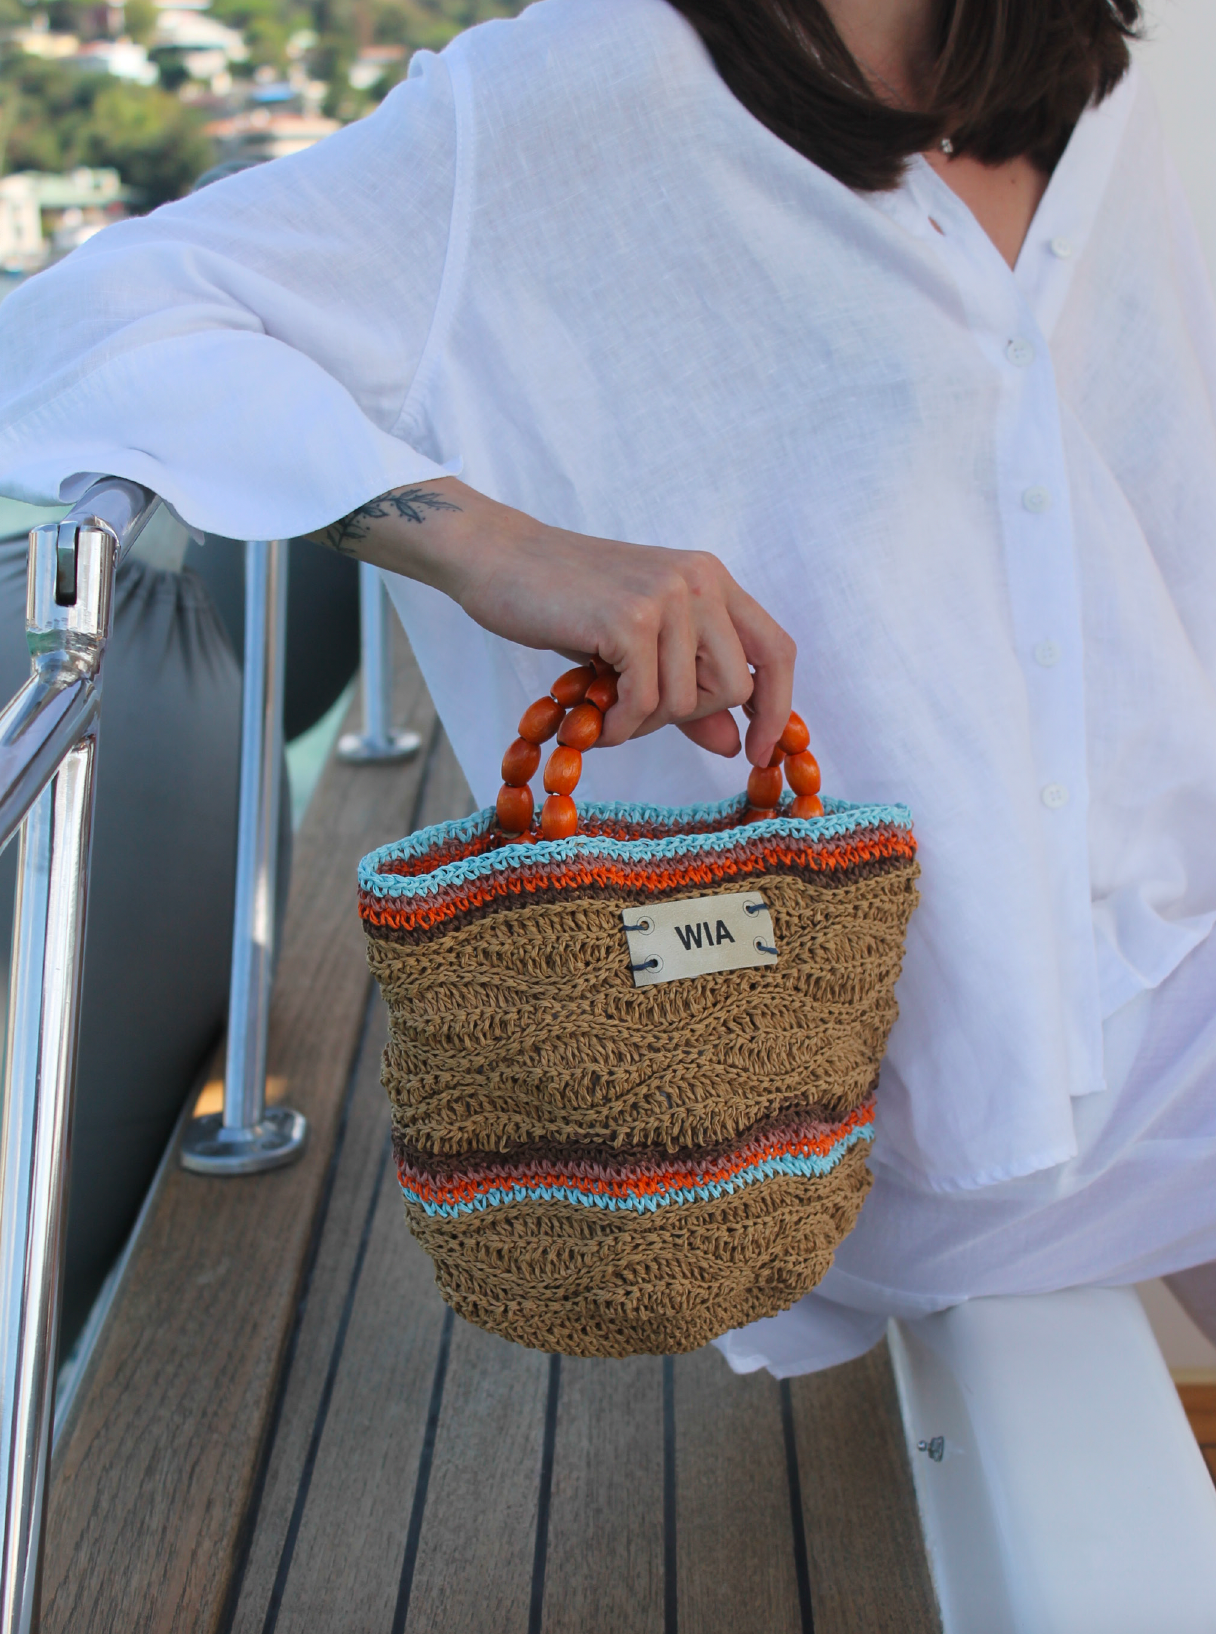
[2, 0, 1215, 1200]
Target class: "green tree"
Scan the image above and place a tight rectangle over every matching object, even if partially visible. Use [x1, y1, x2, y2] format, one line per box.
[83, 82, 213, 206]
[312, 0, 526, 116]
[0, 52, 214, 207]
[0, 0, 529, 212]
[368, 0, 522, 52]
[124, 0, 158, 45]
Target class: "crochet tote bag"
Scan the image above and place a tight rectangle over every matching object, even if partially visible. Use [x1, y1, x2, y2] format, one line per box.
[358, 664, 918, 1358]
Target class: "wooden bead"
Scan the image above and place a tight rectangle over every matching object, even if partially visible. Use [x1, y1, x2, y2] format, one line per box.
[543, 745, 583, 796]
[742, 806, 773, 824]
[541, 793, 578, 839]
[518, 696, 565, 745]
[785, 750, 821, 796]
[791, 793, 824, 819]
[550, 664, 597, 707]
[501, 737, 541, 786]
[779, 712, 810, 756]
[767, 745, 786, 769]
[556, 701, 603, 750]
[493, 826, 538, 848]
[496, 783, 534, 834]
[747, 765, 784, 809]
[585, 671, 618, 713]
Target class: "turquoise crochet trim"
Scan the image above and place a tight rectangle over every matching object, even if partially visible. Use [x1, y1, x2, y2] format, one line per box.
[399, 1122, 873, 1219]
[359, 794, 913, 901]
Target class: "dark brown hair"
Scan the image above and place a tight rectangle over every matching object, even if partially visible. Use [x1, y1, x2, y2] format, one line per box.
[664, 0, 1141, 190]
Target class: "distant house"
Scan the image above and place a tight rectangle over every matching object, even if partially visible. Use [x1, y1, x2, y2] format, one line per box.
[0, 178, 43, 269]
[0, 169, 131, 270]
[7, 18, 81, 59]
[71, 37, 159, 85]
[203, 110, 339, 163]
[153, 7, 247, 87]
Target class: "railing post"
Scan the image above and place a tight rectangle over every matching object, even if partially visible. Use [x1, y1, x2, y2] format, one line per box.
[336, 562, 420, 764]
[0, 520, 116, 1634]
[180, 539, 306, 1176]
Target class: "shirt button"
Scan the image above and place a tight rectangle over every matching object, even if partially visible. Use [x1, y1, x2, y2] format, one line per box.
[1006, 337, 1036, 367]
[1041, 782, 1070, 809]
[1050, 236, 1074, 259]
[1022, 485, 1052, 513]
[1034, 640, 1061, 668]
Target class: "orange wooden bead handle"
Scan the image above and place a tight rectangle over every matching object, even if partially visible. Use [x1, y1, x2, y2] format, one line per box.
[494, 674, 823, 841]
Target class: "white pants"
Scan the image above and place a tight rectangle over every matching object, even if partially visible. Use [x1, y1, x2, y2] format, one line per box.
[718, 926, 1216, 1376]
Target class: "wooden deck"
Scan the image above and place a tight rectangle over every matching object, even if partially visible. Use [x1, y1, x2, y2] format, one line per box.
[42, 632, 942, 1634]
[1180, 1384, 1216, 1487]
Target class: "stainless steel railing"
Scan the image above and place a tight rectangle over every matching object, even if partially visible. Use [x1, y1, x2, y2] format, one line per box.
[179, 536, 306, 1176]
[336, 561, 420, 764]
[0, 477, 157, 1634]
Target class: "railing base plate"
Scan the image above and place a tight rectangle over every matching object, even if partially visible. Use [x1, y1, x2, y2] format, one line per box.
[336, 730, 422, 765]
[180, 1107, 308, 1176]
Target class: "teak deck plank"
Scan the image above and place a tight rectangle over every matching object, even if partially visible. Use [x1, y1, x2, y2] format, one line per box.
[233, 724, 476, 1632]
[253, 1116, 448, 1631]
[673, 1346, 808, 1634]
[42, 628, 434, 1634]
[1178, 1383, 1216, 1451]
[541, 1356, 666, 1634]
[788, 1340, 941, 1633]
[403, 1322, 551, 1634]
[228, 995, 425, 1631]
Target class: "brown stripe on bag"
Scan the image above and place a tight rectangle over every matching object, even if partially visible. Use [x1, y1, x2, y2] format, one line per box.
[403, 1152, 872, 1357]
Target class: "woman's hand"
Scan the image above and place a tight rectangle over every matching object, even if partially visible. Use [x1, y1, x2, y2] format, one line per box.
[308, 478, 796, 766]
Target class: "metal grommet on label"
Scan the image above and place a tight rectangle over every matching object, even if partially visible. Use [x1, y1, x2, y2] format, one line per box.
[744, 900, 766, 917]
[630, 953, 663, 974]
[754, 939, 779, 956]
[623, 915, 654, 935]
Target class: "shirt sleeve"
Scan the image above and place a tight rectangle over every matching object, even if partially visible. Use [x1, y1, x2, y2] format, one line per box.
[0, 51, 460, 541]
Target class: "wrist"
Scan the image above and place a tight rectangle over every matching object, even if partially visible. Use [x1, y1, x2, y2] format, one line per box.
[431, 483, 524, 605]
[362, 479, 537, 611]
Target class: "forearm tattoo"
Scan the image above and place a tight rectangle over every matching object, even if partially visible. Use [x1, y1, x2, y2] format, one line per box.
[319, 487, 462, 556]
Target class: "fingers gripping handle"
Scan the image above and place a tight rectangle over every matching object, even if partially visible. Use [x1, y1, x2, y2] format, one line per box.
[494, 662, 822, 842]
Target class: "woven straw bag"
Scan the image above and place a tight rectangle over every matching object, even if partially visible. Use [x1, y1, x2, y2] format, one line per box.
[358, 667, 918, 1358]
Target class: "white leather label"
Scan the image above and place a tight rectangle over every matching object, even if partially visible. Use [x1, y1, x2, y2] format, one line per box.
[622, 892, 778, 987]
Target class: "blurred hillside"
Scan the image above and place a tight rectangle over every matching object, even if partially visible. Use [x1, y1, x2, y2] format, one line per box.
[0, 0, 527, 211]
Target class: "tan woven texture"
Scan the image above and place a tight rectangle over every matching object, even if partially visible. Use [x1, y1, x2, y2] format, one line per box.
[408, 1149, 872, 1357]
[368, 864, 918, 1355]
[370, 871, 918, 1154]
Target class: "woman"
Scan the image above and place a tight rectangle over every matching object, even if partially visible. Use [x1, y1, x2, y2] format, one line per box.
[3, 0, 1215, 1375]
